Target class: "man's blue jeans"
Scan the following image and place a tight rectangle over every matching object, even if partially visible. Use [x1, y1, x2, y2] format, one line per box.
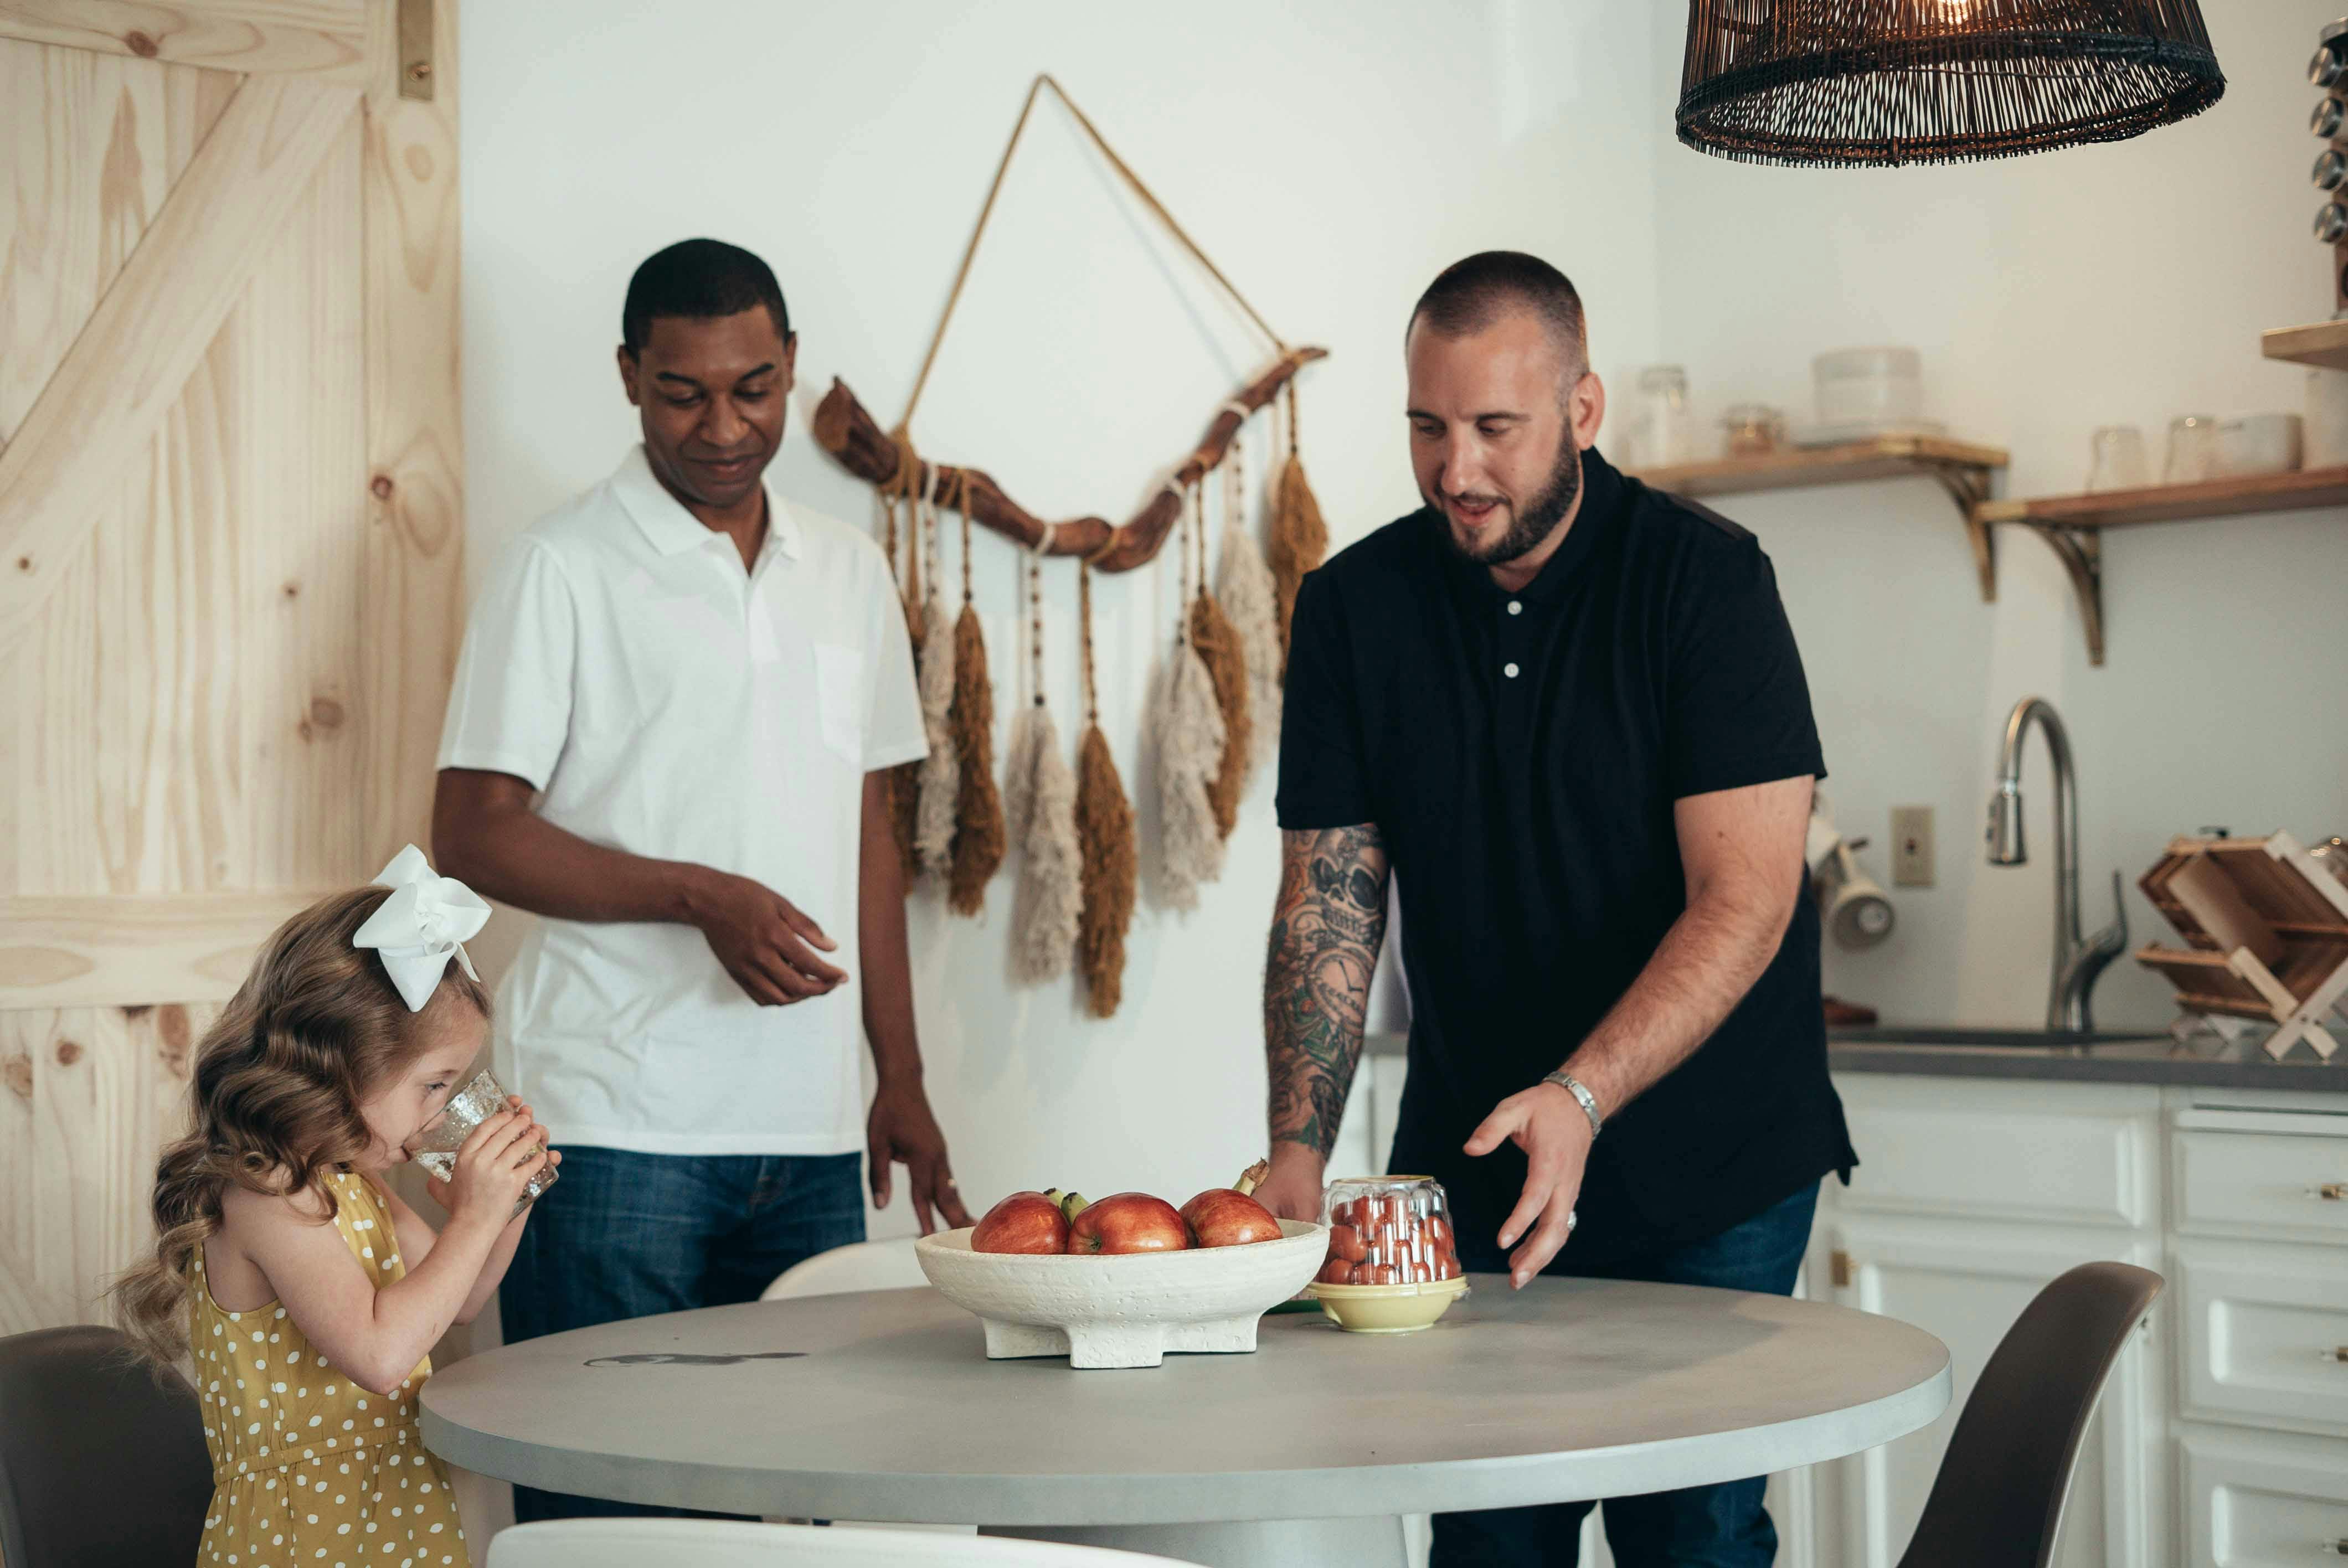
[498, 1146, 867, 1523]
[1430, 1180, 1822, 1568]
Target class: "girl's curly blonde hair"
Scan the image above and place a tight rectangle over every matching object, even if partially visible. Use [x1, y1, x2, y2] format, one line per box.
[109, 885, 490, 1366]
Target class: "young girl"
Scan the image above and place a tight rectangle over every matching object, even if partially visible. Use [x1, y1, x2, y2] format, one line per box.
[112, 850, 558, 1568]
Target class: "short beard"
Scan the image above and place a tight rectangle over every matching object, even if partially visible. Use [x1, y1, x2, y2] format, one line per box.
[1436, 436, 1582, 569]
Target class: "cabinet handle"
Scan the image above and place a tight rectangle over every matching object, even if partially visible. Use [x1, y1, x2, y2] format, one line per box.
[2324, 1347, 2348, 1364]
[2323, 1541, 2348, 1556]
[2313, 1183, 2347, 1201]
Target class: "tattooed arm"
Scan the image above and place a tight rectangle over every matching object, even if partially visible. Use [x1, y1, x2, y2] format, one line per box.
[1254, 824, 1391, 1221]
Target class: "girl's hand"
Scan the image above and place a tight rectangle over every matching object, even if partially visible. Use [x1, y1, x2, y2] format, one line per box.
[427, 1098, 563, 1215]
[440, 1100, 550, 1230]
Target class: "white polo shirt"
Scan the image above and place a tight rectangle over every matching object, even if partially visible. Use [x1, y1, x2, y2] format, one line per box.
[437, 446, 925, 1156]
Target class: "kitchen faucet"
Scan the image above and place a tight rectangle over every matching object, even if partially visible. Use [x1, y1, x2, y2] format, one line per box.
[1986, 695, 2128, 1033]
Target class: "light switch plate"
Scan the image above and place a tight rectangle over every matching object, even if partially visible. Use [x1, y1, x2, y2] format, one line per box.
[1891, 806, 1934, 888]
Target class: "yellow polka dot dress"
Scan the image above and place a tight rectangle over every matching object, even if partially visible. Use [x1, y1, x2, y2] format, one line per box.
[189, 1170, 470, 1568]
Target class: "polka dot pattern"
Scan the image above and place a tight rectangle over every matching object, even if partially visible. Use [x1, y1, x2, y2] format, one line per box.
[191, 1170, 468, 1568]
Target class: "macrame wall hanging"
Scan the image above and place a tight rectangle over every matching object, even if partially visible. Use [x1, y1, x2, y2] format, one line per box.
[823, 73, 1327, 1017]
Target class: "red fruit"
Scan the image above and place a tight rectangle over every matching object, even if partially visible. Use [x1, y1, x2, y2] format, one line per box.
[1368, 1263, 1402, 1285]
[1327, 1223, 1368, 1262]
[1316, 1257, 1355, 1285]
[971, 1191, 1070, 1255]
[1068, 1192, 1190, 1255]
[1180, 1187, 1283, 1248]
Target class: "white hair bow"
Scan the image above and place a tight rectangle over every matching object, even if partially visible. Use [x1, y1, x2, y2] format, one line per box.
[353, 844, 491, 1012]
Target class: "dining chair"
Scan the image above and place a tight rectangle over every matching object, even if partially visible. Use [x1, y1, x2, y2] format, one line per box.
[484, 1518, 1195, 1566]
[761, 1236, 928, 1300]
[1896, 1260, 2165, 1568]
[0, 1323, 215, 1568]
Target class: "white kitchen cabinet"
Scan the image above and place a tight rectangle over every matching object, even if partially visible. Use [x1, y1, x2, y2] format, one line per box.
[1813, 1211, 2163, 1568]
[1798, 1075, 2169, 1568]
[2177, 1424, 2348, 1567]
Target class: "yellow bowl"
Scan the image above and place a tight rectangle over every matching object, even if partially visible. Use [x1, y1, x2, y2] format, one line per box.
[1305, 1274, 1470, 1334]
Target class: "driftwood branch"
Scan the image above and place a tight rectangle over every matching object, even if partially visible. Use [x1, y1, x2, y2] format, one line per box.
[811, 347, 1328, 574]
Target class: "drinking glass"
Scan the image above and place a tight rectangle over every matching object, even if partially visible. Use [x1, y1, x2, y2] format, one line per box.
[2162, 415, 2221, 485]
[2085, 426, 2148, 492]
[1635, 365, 1698, 467]
[405, 1068, 557, 1217]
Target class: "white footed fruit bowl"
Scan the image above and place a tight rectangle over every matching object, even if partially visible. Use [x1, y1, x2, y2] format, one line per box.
[915, 1219, 1329, 1369]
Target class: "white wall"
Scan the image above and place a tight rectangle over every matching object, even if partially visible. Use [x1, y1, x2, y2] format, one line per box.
[458, 3, 2345, 1268]
[1645, 0, 2348, 1030]
[459, 0, 1665, 1237]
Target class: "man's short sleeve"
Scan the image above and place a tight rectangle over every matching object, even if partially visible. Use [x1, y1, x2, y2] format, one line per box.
[1664, 534, 1827, 800]
[435, 537, 578, 791]
[862, 582, 926, 772]
[1275, 569, 1373, 829]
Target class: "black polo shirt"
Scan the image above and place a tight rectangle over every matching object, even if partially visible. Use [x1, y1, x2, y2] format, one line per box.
[1276, 446, 1855, 1268]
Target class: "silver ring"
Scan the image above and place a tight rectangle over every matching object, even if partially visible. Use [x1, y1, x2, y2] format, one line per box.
[943, 1177, 958, 1189]
[1566, 1209, 1578, 1231]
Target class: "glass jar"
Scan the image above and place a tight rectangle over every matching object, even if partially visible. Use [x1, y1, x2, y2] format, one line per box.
[2162, 415, 2222, 484]
[1318, 1175, 1463, 1286]
[1634, 365, 1699, 468]
[1721, 403, 1786, 458]
[2085, 425, 2148, 493]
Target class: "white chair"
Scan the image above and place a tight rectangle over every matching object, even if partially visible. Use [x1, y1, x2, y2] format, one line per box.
[760, 1237, 928, 1300]
[758, 1237, 961, 1535]
[485, 1518, 1193, 1566]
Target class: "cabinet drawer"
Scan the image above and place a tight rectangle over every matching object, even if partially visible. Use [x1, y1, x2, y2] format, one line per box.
[1837, 1100, 2150, 1227]
[2177, 1245, 2348, 1436]
[2175, 1130, 2348, 1246]
[2179, 1426, 2348, 1568]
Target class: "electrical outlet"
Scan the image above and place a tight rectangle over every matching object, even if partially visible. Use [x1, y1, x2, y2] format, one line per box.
[1891, 806, 1935, 888]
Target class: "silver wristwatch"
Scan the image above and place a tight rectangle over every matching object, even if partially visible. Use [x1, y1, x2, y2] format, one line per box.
[1542, 1070, 1604, 1138]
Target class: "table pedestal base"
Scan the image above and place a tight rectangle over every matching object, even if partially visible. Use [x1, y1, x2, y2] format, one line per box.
[981, 1515, 1407, 1567]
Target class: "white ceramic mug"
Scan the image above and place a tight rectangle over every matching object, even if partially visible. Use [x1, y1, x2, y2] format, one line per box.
[2216, 414, 2303, 477]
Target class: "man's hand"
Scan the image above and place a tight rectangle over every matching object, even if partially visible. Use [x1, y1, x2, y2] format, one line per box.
[866, 1079, 973, 1236]
[1465, 1081, 1594, 1289]
[1254, 1142, 1329, 1222]
[686, 866, 848, 1005]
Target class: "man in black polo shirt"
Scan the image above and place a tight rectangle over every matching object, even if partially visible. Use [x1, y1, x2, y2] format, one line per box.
[1255, 251, 1856, 1568]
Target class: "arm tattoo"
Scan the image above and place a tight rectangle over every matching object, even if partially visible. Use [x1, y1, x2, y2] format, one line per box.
[1265, 824, 1390, 1160]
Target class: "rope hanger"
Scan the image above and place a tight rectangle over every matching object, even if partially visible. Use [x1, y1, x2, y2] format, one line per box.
[812, 73, 1327, 574]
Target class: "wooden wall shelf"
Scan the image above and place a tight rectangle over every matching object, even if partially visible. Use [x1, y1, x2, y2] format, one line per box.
[1973, 466, 2348, 530]
[2262, 319, 2348, 372]
[1631, 435, 2008, 600]
[1968, 466, 2348, 667]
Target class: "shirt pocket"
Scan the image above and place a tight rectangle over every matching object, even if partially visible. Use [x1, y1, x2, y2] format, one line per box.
[811, 642, 867, 765]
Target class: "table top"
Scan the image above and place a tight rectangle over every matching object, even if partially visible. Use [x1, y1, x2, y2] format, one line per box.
[420, 1277, 1949, 1527]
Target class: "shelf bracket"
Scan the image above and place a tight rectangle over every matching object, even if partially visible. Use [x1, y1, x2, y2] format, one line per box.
[1929, 462, 1997, 602]
[2017, 523, 2105, 667]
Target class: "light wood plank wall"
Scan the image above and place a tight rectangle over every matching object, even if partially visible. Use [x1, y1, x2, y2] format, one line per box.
[0, 0, 462, 1353]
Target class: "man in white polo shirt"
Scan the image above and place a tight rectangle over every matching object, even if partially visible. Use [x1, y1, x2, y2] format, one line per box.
[432, 238, 971, 1522]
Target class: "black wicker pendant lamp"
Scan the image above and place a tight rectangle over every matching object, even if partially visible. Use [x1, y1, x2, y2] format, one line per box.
[1677, 1, 2226, 167]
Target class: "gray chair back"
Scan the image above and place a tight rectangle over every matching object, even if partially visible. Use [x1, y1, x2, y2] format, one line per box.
[0, 1324, 214, 1568]
[1897, 1261, 2164, 1568]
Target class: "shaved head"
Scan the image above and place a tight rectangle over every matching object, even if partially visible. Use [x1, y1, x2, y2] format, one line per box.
[1407, 251, 1588, 384]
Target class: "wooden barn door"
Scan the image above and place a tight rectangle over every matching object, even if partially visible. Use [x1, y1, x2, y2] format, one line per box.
[0, 0, 462, 1340]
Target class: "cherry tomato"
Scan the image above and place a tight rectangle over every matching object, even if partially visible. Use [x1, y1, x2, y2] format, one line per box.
[1317, 1258, 1355, 1285]
[1328, 1223, 1369, 1262]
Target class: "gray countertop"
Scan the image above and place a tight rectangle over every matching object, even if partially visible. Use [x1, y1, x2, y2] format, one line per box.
[1365, 1027, 2348, 1094]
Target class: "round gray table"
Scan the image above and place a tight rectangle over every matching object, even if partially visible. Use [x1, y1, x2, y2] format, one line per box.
[421, 1276, 1949, 1567]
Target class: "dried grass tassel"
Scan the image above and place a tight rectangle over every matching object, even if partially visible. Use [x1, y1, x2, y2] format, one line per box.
[1007, 548, 1082, 984]
[912, 478, 959, 878]
[1155, 484, 1228, 910]
[1074, 563, 1135, 1018]
[1010, 708, 1082, 984]
[1215, 433, 1282, 781]
[1268, 381, 1327, 669]
[1190, 473, 1250, 837]
[946, 485, 1005, 916]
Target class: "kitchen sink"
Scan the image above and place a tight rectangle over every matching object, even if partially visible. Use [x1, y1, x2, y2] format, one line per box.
[1827, 1025, 2172, 1050]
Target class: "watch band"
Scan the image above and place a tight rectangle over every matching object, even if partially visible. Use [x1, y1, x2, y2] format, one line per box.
[1542, 1070, 1604, 1138]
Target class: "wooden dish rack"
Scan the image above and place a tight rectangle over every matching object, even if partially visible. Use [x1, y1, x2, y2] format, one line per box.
[2136, 832, 2348, 1061]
